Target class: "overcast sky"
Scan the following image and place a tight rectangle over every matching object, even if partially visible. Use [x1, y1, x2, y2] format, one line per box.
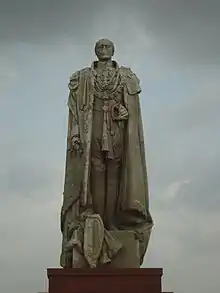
[0, 1, 219, 293]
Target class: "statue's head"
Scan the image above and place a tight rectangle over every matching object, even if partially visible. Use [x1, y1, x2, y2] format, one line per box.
[94, 39, 115, 61]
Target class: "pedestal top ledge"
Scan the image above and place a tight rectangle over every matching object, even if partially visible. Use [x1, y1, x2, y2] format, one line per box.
[47, 268, 163, 277]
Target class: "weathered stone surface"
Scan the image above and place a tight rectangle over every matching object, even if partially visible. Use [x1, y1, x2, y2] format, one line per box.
[60, 39, 153, 268]
[105, 230, 140, 268]
[69, 230, 139, 268]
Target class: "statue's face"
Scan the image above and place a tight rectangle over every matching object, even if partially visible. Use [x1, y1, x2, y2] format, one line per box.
[95, 39, 114, 61]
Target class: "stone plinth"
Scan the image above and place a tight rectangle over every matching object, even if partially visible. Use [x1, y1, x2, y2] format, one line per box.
[106, 231, 140, 268]
[71, 230, 140, 268]
[47, 268, 163, 293]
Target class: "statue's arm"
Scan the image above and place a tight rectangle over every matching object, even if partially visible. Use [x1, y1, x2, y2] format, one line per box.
[125, 69, 145, 144]
[67, 72, 81, 150]
[125, 68, 141, 96]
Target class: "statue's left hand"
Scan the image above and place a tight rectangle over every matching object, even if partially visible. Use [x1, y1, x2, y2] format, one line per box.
[118, 105, 128, 120]
[112, 104, 128, 121]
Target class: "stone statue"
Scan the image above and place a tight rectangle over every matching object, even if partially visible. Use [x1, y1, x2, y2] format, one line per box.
[60, 39, 153, 268]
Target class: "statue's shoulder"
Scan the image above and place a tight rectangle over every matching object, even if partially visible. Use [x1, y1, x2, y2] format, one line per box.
[120, 66, 141, 95]
[119, 66, 131, 77]
[69, 67, 90, 80]
[79, 67, 91, 75]
[120, 66, 139, 79]
[68, 67, 90, 90]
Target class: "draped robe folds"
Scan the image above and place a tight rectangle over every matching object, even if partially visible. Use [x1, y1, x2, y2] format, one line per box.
[60, 64, 153, 268]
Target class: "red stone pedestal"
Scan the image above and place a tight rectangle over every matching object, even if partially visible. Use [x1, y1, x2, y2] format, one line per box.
[47, 268, 164, 293]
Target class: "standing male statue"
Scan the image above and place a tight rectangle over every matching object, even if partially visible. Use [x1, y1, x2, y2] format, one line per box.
[60, 39, 153, 268]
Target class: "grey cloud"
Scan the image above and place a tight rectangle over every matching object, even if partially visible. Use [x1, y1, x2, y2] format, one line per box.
[173, 81, 220, 130]
[159, 166, 220, 213]
[136, 0, 220, 65]
[0, 0, 103, 43]
[179, 219, 220, 257]
[145, 203, 219, 293]
[1, 0, 219, 64]
[0, 160, 63, 200]
[146, 79, 220, 215]
[0, 195, 61, 293]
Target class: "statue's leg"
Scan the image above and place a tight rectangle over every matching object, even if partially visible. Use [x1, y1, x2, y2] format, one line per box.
[104, 157, 121, 229]
[90, 139, 106, 220]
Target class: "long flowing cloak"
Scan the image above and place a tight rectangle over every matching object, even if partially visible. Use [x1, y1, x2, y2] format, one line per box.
[60, 65, 153, 267]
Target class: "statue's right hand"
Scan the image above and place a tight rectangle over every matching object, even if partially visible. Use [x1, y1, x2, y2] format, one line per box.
[71, 136, 83, 152]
